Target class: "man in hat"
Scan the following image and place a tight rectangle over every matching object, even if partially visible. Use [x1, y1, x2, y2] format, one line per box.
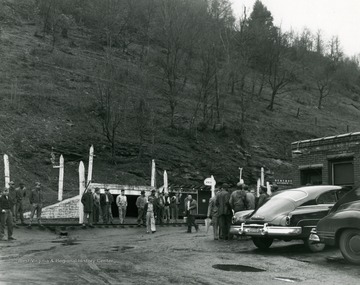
[0, 187, 15, 241]
[229, 184, 246, 213]
[100, 188, 114, 224]
[215, 183, 232, 240]
[244, 185, 256, 210]
[256, 186, 269, 210]
[170, 192, 181, 223]
[81, 187, 94, 228]
[163, 192, 171, 223]
[28, 182, 44, 228]
[136, 190, 147, 226]
[15, 182, 26, 224]
[144, 196, 156, 234]
[93, 188, 101, 224]
[156, 192, 165, 225]
[116, 189, 127, 224]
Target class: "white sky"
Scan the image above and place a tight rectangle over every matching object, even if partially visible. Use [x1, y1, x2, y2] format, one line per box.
[231, 0, 360, 56]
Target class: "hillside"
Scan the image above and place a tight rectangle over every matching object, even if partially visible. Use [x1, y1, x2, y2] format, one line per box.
[1, 0, 360, 208]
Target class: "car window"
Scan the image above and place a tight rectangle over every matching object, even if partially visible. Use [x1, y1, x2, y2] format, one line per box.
[336, 189, 350, 200]
[317, 191, 337, 204]
[337, 202, 360, 211]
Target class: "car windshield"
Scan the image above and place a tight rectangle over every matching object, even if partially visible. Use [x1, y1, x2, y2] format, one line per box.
[272, 190, 308, 202]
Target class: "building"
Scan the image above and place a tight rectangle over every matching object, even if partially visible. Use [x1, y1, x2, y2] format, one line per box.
[291, 132, 360, 188]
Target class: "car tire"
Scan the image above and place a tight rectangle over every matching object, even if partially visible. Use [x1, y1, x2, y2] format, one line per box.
[339, 229, 360, 264]
[252, 237, 273, 250]
[303, 236, 325, 252]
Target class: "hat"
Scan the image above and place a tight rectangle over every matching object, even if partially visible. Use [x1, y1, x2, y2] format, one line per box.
[222, 183, 230, 189]
[141, 190, 145, 194]
[95, 187, 100, 191]
[9, 181, 15, 185]
[105, 188, 110, 192]
[151, 189, 156, 193]
[121, 189, 125, 192]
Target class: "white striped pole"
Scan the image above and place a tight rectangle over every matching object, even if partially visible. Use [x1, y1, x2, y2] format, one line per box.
[4, 154, 10, 188]
[79, 161, 85, 224]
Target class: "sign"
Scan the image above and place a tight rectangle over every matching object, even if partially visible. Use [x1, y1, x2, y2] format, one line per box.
[204, 177, 216, 186]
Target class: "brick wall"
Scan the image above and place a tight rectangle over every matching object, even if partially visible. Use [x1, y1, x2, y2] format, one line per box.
[292, 132, 360, 187]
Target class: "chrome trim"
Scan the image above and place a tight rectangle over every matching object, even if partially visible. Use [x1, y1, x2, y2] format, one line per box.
[238, 223, 302, 236]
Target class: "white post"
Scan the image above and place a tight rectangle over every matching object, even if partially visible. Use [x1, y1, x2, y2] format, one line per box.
[79, 161, 86, 224]
[211, 175, 216, 198]
[87, 145, 94, 184]
[3, 154, 10, 188]
[260, 167, 265, 186]
[256, 178, 261, 198]
[163, 170, 168, 194]
[266, 181, 272, 196]
[58, 155, 64, 201]
[239, 167, 244, 184]
[151, 159, 156, 188]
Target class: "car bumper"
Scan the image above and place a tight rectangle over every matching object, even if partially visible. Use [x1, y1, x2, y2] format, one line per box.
[309, 228, 321, 242]
[230, 223, 302, 236]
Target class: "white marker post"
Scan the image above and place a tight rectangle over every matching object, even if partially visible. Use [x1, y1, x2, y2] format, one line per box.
[204, 176, 216, 197]
[58, 155, 64, 201]
[3, 154, 10, 188]
[239, 167, 244, 185]
[163, 170, 168, 194]
[256, 178, 261, 198]
[87, 145, 94, 185]
[266, 181, 272, 196]
[151, 159, 156, 188]
[260, 167, 265, 186]
[79, 161, 86, 224]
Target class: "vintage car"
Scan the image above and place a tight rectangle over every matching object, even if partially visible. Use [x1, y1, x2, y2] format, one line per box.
[229, 185, 350, 252]
[309, 187, 360, 264]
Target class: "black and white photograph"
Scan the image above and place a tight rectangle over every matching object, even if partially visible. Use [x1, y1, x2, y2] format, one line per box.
[0, 0, 360, 284]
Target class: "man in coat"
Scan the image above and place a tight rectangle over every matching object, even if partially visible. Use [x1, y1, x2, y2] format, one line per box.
[28, 182, 45, 228]
[81, 188, 94, 228]
[93, 188, 101, 224]
[0, 187, 15, 241]
[207, 188, 220, 240]
[8, 181, 16, 224]
[136, 190, 147, 226]
[185, 195, 199, 233]
[15, 182, 26, 224]
[100, 188, 114, 224]
[215, 184, 232, 240]
[229, 184, 247, 213]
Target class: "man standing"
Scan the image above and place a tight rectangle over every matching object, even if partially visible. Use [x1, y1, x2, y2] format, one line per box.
[245, 185, 256, 210]
[216, 184, 232, 240]
[170, 192, 181, 223]
[116, 189, 127, 224]
[15, 182, 26, 224]
[136, 190, 147, 226]
[0, 188, 15, 241]
[93, 188, 101, 224]
[163, 192, 171, 224]
[8, 181, 16, 224]
[100, 188, 114, 224]
[229, 184, 246, 213]
[156, 192, 165, 225]
[28, 182, 44, 228]
[81, 188, 94, 228]
[207, 189, 219, 240]
[185, 195, 199, 233]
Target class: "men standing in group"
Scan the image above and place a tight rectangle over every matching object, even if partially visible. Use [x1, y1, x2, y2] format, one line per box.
[170, 192, 181, 223]
[15, 182, 26, 224]
[207, 188, 219, 240]
[136, 190, 147, 226]
[163, 192, 171, 224]
[185, 194, 199, 233]
[28, 182, 44, 228]
[93, 188, 101, 224]
[81, 187, 94, 228]
[229, 184, 246, 213]
[116, 189, 127, 224]
[215, 184, 232, 240]
[0, 187, 15, 241]
[100, 188, 114, 224]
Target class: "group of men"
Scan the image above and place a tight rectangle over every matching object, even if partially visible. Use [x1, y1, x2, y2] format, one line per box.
[135, 190, 182, 226]
[207, 183, 266, 240]
[81, 187, 124, 227]
[0, 181, 44, 241]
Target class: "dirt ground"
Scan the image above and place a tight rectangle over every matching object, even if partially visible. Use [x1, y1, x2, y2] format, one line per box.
[0, 225, 359, 285]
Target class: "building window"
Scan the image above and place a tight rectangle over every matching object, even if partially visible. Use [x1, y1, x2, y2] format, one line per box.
[331, 160, 354, 186]
[300, 168, 322, 186]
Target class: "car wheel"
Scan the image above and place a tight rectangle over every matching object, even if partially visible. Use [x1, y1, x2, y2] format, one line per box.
[339, 229, 360, 264]
[304, 236, 325, 252]
[252, 237, 273, 250]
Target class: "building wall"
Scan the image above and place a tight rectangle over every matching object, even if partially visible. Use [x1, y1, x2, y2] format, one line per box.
[291, 133, 360, 187]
